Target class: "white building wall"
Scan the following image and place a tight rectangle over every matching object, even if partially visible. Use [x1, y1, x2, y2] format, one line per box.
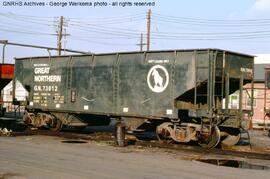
[254, 54, 270, 64]
[2, 80, 28, 110]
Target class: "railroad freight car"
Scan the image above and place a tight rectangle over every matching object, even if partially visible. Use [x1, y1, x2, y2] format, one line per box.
[0, 64, 14, 116]
[264, 68, 270, 137]
[15, 49, 254, 148]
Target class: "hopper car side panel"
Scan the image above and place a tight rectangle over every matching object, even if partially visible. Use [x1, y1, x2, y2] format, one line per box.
[15, 49, 254, 148]
[15, 50, 254, 119]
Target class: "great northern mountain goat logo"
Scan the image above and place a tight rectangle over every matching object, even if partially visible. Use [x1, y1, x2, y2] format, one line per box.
[147, 65, 169, 93]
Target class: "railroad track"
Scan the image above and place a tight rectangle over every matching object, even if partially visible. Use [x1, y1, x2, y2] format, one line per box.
[135, 140, 270, 161]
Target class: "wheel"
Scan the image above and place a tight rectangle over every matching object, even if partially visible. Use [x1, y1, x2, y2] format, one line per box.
[156, 132, 173, 144]
[156, 122, 174, 144]
[198, 126, 221, 148]
[48, 118, 63, 132]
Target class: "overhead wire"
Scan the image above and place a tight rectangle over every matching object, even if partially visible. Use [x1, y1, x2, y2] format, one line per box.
[154, 13, 270, 23]
[69, 14, 146, 23]
[68, 21, 270, 36]
[68, 23, 140, 38]
[1, 11, 270, 48]
[0, 12, 54, 19]
[69, 17, 146, 25]
[0, 20, 53, 32]
[0, 13, 55, 26]
[68, 12, 145, 20]
[0, 27, 56, 36]
[70, 36, 136, 46]
[152, 18, 270, 27]
[67, 12, 270, 40]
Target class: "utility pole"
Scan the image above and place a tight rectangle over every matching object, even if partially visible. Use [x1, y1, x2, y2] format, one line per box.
[57, 16, 64, 56]
[1, 40, 8, 64]
[136, 33, 146, 51]
[147, 9, 151, 51]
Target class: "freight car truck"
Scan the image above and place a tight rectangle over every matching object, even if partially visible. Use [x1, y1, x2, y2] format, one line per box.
[15, 49, 254, 148]
[0, 64, 14, 116]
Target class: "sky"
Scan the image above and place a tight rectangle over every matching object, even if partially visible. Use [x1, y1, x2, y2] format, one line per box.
[0, 0, 270, 63]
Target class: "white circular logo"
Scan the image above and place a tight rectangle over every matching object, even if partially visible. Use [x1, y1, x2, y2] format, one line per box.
[147, 65, 169, 93]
